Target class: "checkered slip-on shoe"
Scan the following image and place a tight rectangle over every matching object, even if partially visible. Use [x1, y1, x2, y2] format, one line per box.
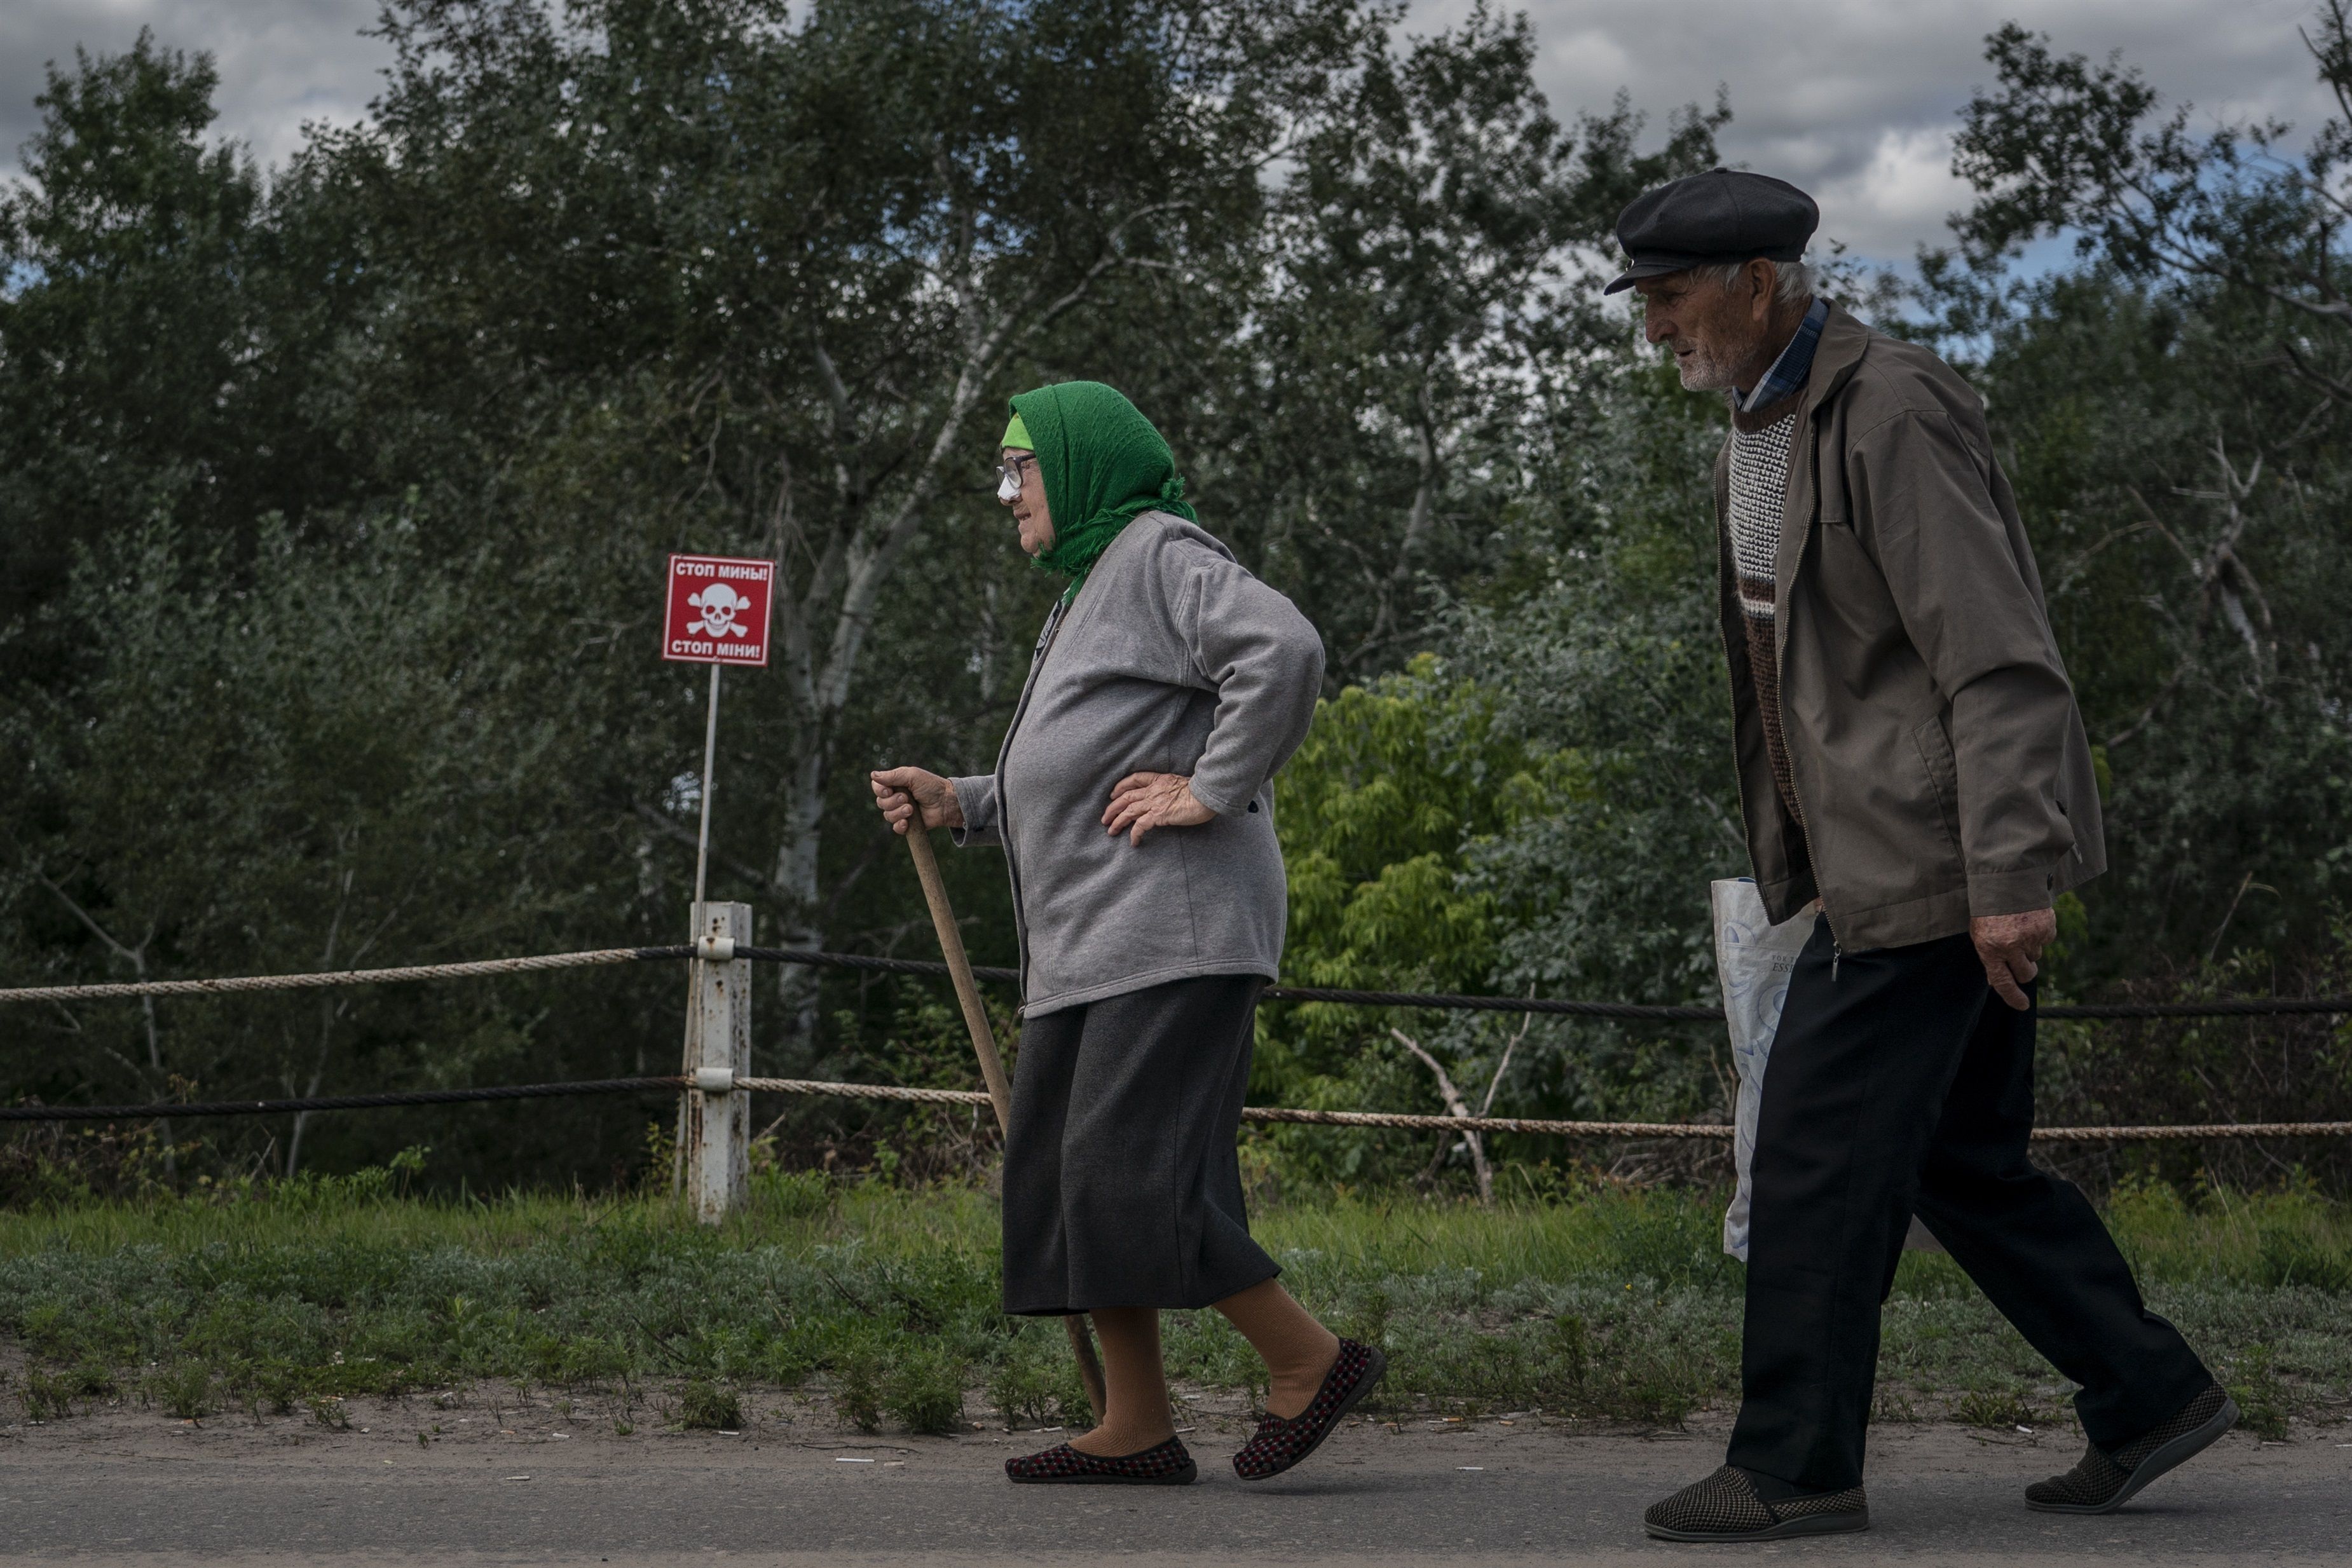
[1231, 1339, 1387, 1481]
[1644, 1466, 1868, 1543]
[2026, 1384, 2236, 1514]
[1004, 1435, 1197, 1485]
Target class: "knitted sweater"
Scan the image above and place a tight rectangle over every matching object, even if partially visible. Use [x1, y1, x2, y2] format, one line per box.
[1723, 300, 1831, 850]
[1727, 402, 1806, 840]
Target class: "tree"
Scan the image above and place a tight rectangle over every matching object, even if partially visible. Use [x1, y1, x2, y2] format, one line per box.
[0, 32, 261, 683]
[1216, 4, 1721, 683]
[313, 0, 1371, 1056]
[1922, 20, 2352, 969]
[1942, 8, 2352, 407]
[0, 519, 629, 1175]
[1257, 655, 1567, 1184]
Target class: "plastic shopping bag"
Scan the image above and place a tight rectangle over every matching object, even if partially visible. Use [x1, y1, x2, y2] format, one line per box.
[1711, 879, 1814, 1260]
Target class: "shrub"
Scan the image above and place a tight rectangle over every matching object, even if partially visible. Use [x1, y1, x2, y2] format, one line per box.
[2257, 1227, 2351, 1292]
[678, 1379, 742, 1431]
[2227, 1344, 2290, 1440]
[151, 1363, 214, 1420]
[832, 1354, 882, 1433]
[884, 1345, 966, 1435]
[21, 1369, 75, 1421]
[987, 1339, 1090, 1428]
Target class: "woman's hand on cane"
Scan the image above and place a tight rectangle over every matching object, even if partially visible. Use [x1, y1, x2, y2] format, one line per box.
[870, 767, 964, 835]
[1103, 771, 1215, 845]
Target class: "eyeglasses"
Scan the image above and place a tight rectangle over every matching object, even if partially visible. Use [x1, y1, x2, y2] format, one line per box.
[995, 453, 1037, 502]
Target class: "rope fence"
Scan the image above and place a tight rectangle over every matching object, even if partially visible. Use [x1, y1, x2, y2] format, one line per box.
[0, 1078, 690, 1122]
[6, 1073, 2348, 1142]
[4, 942, 2346, 1023]
[3, 942, 2348, 1142]
[0, 947, 694, 1006]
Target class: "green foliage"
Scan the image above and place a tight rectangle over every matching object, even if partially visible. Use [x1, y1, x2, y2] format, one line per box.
[882, 1343, 967, 1435]
[986, 1332, 1093, 1427]
[20, 1368, 76, 1421]
[1257, 657, 1570, 1182]
[677, 1380, 742, 1431]
[148, 1362, 213, 1421]
[2, 5, 2349, 1201]
[1279, 657, 1556, 995]
[1220, 5, 1723, 679]
[2227, 1344, 2291, 1441]
[831, 1352, 884, 1433]
[0, 1182, 2345, 1431]
[1924, 15, 2352, 977]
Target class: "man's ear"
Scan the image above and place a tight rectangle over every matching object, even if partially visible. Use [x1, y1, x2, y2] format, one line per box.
[1749, 259, 1777, 320]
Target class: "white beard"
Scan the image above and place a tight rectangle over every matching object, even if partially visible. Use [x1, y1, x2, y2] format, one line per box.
[1674, 342, 1741, 392]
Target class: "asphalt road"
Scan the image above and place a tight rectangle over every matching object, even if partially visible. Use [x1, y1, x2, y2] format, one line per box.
[2, 1402, 2345, 1565]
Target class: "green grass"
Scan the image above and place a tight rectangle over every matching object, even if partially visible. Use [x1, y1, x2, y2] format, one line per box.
[1, 1171, 2347, 1435]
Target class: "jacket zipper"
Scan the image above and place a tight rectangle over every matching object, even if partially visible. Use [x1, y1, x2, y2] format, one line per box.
[994, 597, 1073, 1016]
[1775, 409, 1842, 965]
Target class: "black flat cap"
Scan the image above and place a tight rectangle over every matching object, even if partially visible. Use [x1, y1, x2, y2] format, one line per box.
[1604, 168, 1819, 294]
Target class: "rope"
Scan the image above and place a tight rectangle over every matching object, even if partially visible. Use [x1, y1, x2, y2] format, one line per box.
[7, 1073, 2348, 1140]
[739, 950, 2352, 1023]
[0, 947, 693, 1004]
[0, 1078, 687, 1122]
[2037, 999, 2352, 1019]
[2030, 1121, 2352, 1142]
[4, 940, 2346, 1022]
[735, 1080, 2351, 1142]
[1264, 985, 1718, 1020]
[1240, 1106, 1731, 1138]
[734, 1077, 994, 1108]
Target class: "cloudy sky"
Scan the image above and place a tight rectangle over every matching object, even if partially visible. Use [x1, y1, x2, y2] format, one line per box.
[3, 1, 2337, 267]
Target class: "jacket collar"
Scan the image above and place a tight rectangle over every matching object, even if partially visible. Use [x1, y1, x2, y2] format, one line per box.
[1796, 300, 1871, 423]
[1765, 301, 1873, 623]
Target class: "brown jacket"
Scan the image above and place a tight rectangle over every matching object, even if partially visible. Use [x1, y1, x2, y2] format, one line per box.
[1711, 303, 2104, 950]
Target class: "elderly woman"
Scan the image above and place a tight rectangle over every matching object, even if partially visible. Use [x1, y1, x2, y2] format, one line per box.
[870, 381, 1381, 1485]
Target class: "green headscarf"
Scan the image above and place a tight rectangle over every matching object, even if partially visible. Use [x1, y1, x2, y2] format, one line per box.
[1006, 381, 1197, 601]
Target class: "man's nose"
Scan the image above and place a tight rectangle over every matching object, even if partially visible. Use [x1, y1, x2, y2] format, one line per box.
[1642, 309, 1668, 344]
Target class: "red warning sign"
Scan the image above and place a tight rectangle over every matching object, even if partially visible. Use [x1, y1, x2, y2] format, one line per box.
[662, 554, 775, 666]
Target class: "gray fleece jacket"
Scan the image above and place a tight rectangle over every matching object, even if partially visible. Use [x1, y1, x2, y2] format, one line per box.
[950, 511, 1324, 1017]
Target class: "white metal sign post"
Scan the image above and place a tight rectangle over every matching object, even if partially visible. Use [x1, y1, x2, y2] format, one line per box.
[661, 554, 775, 1222]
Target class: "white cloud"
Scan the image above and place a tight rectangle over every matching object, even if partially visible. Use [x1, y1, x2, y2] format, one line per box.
[1421, 0, 2340, 265]
[1, 1, 385, 185]
[2, 0, 2340, 271]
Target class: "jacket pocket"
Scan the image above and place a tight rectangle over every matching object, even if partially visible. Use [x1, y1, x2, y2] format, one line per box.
[1911, 713, 1964, 861]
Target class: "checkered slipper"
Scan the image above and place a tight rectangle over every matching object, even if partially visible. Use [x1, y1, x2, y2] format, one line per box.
[2026, 1384, 2236, 1514]
[1004, 1435, 1196, 1485]
[1644, 1465, 1868, 1542]
[1232, 1339, 1386, 1481]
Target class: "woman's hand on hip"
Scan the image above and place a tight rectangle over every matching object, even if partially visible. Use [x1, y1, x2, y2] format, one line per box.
[1104, 772, 1215, 845]
[870, 767, 964, 835]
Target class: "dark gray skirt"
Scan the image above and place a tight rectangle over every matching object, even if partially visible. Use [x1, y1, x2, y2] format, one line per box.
[1001, 973, 1279, 1315]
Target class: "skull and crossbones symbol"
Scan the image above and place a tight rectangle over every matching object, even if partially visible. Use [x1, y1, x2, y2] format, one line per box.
[687, 582, 750, 638]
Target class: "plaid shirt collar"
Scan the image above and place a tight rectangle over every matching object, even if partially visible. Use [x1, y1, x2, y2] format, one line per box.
[1736, 297, 1830, 415]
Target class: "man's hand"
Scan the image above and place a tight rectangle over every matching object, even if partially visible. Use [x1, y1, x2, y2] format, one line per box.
[1103, 772, 1215, 845]
[1971, 908, 2056, 1011]
[869, 767, 962, 836]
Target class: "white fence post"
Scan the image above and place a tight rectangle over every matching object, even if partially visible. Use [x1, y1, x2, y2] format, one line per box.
[677, 900, 752, 1223]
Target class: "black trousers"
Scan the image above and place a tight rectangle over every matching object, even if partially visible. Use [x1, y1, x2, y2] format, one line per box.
[1726, 920, 2212, 1495]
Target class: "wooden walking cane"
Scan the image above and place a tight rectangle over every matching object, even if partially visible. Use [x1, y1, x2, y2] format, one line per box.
[901, 820, 1110, 1424]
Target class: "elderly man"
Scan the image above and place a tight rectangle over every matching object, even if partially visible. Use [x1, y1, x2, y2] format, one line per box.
[1613, 170, 2231, 1543]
